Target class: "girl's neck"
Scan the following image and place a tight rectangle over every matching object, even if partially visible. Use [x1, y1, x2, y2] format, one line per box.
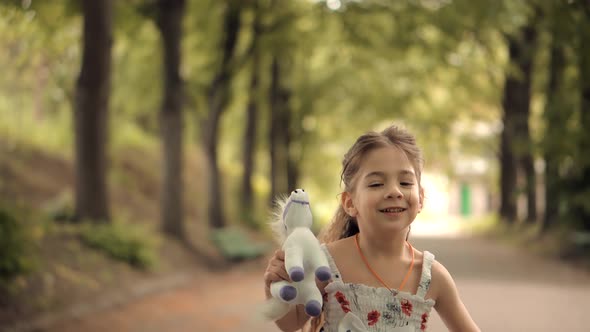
[356, 228, 410, 259]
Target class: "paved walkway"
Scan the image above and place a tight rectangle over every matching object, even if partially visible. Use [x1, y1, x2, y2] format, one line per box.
[411, 236, 590, 331]
[34, 233, 590, 331]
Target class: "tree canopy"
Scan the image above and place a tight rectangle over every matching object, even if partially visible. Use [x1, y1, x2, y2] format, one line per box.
[1, 0, 589, 232]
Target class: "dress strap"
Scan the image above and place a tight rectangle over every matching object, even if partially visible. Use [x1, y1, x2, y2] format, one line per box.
[416, 251, 435, 299]
[320, 244, 343, 281]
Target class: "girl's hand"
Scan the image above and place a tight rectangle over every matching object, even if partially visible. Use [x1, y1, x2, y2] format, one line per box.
[263, 249, 291, 298]
[263, 249, 333, 300]
[316, 277, 331, 299]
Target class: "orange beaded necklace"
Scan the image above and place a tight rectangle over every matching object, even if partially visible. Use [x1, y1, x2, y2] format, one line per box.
[354, 233, 415, 293]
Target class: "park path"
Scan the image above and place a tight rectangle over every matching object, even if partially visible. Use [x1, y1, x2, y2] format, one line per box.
[42, 228, 590, 332]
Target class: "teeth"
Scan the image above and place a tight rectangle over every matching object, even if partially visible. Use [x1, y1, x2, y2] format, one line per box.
[382, 208, 404, 213]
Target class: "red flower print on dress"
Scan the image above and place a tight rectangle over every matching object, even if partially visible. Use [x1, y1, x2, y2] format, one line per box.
[421, 312, 429, 330]
[367, 310, 380, 326]
[401, 299, 413, 316]
[334, 291, 351, 313]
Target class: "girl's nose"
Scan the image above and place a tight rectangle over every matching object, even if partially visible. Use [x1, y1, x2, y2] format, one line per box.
[385, 185, 403, 199]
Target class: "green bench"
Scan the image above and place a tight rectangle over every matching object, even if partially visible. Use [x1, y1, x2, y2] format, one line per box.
[211, 227, 270, 261]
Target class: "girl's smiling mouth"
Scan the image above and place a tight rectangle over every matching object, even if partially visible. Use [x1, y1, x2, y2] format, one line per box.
[379, 207, 407, 213]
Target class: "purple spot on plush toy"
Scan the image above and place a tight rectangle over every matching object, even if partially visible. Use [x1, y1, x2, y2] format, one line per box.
[305, 300, 322, 317]
[280, 285, 297, 301]
[289, 266, 305, 282]
[315, 266, 331, 282]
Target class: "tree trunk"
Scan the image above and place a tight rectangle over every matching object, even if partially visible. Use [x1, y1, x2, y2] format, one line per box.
[499, 23, 536, 224]
[522, 154, 537, 223]
[241, 27, 260, 224]
[286, 110, 301, 192]
[512, 24, 537, 224]
[74, 0, 112, 223]
[269, 57, 291, 202]
[574, 5, 590, 231]
[156, 0, 185, 240]
[287, 142, 299, 192]
[541, 21, 566, 233]
[282, 89, 294, 191]
[203, 4, 241, 229]
[499, 118, 517, 223]
[269, 57, 281, 202]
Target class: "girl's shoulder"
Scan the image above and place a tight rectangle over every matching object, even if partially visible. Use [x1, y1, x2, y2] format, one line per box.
[428, 258, 456, 302]
[323, 236, 356, 258]
[324, 236, 349, 249]
[325, 237, 354, 260]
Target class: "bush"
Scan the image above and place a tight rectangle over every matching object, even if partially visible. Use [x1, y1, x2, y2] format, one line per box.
[0, 207, 35, 282]
[80, 222, 159, 269]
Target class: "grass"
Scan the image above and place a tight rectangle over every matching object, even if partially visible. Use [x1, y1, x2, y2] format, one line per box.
[0, 108, 73, 158]
[79, 220, 160, 270]
[0, 205, 38, 286]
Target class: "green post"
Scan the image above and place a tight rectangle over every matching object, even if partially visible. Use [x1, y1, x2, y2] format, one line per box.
[460, 182, 471, 217]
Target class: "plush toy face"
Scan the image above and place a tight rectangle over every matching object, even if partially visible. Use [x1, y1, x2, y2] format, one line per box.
[283, 189, 313, 233]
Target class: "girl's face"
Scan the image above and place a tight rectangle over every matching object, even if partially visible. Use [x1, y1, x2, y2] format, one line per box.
[342, 146, 423, 237]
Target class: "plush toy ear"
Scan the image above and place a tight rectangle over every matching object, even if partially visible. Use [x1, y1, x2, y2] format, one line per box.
[341, 192, 357, 217]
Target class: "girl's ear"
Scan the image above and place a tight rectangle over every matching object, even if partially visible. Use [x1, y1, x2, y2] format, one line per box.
[419, 187, 425, 211]
[341, 191, 357, 217]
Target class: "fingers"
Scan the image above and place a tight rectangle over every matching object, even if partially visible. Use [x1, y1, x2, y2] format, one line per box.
[274, 249, 285, 260]
[263, 266, 290, 285]
[316, 278, 332, 297]
[264, 249, 290, 288]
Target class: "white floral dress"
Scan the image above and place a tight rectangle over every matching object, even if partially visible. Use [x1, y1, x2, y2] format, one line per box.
[319, 244, 436, 332]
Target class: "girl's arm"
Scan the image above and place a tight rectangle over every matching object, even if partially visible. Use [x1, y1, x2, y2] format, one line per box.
[431, 261, 481, 332]
[263, 250, 311, 331]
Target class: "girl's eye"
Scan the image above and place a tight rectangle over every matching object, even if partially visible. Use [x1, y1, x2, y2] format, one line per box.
[400, 182, 414, 186]
[368, 183, 383, 187]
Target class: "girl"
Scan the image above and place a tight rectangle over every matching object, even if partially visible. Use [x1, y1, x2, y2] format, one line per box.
[263, 125, 480, 332]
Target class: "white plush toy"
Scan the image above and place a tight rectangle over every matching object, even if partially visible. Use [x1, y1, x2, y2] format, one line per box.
[260, 189, 331, 321]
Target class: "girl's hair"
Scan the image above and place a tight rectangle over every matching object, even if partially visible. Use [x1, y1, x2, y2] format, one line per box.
[307, 125, 423, 331]
[318, 124, 424, 244]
